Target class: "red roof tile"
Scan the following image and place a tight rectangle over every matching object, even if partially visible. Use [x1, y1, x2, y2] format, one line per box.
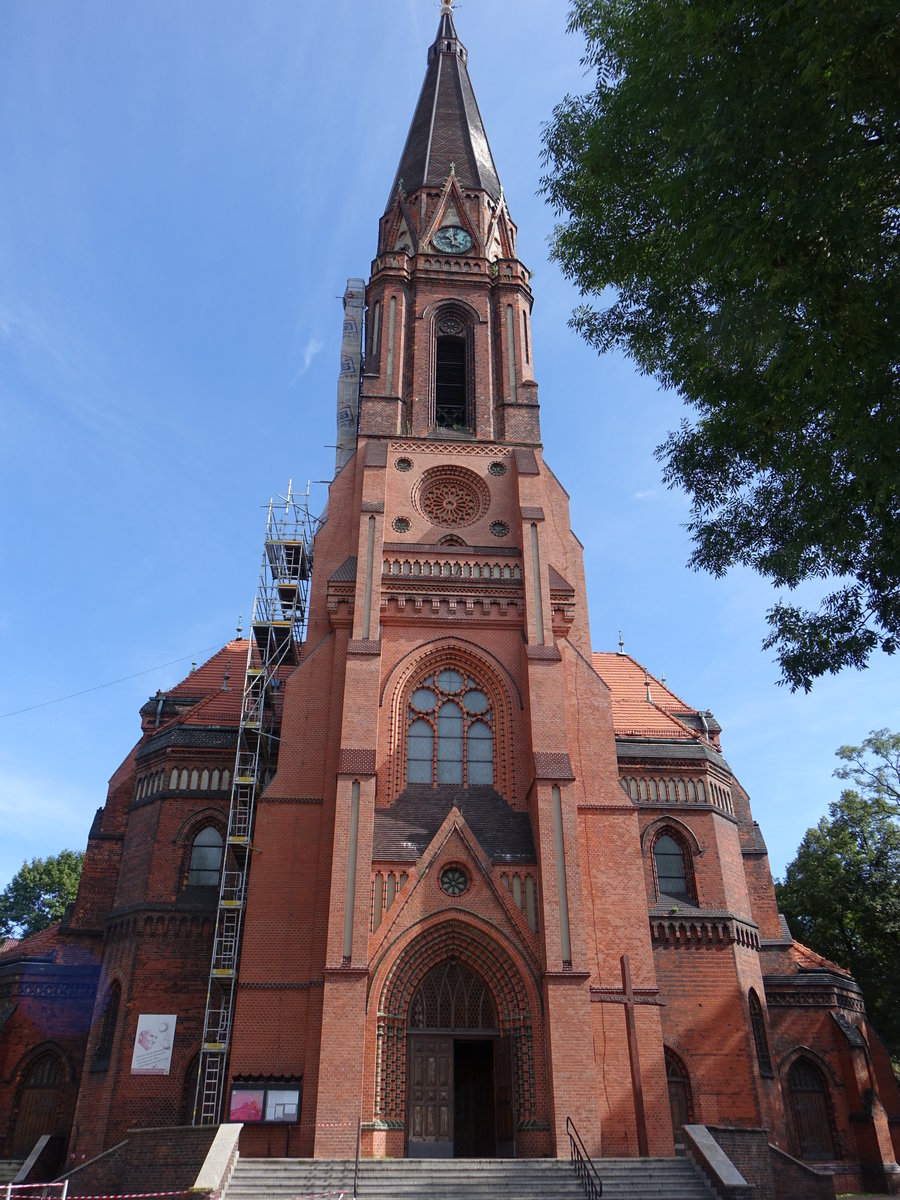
[792, 941, 851, 976]
[591, 652, 702, 740]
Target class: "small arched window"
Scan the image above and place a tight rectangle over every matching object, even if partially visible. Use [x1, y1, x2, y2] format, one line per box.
[187, 827, 223, 887]
[654, 832, 692, 901]
[406, 669, 493, 787]
[788, 1057, 837, 1160]
[749, 989, 773, 1076]
[94, 982, 121, 1069]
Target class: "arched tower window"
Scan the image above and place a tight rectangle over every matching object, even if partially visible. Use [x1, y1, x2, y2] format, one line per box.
[435, 337, 467, 428]
[431, 308, 474, 432]
[787, 1057, 838, 1161]
[406, 669, 494, 787]
[653, 831, 694, 901]
[187, 826, 223, 887]
[749, 989, 773, 1076]
[94, 982, 121, 1070]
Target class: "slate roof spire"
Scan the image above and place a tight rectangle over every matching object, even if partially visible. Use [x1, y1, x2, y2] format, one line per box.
[388, 1, 502, 206]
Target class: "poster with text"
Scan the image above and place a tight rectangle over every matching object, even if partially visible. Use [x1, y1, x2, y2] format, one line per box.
[131, 1015, 176, 1075]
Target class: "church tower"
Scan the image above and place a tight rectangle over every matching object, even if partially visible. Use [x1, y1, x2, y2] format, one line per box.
[227, 1, 668, 1161]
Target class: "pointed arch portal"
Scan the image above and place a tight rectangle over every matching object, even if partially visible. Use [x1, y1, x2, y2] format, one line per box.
[376, 921, 536, 1160]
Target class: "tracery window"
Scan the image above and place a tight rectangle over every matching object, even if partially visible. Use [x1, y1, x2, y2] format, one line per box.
[408, 959, 497, 1031]
[406, 669, 493, 787]
[653, 831, 693, 902]
[187, 826, 224, 887]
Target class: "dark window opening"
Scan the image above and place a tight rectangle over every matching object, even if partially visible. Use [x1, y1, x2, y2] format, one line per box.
[654, 833, 691, 900]
[435, 337, 467, 429]
[749, 989, 773, 1076]
[93, 982, 121, 1070]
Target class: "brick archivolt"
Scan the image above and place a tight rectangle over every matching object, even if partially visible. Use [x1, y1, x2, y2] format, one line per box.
[371, 917, 539, 1126]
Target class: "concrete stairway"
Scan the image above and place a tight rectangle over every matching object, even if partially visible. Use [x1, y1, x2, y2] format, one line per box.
[0, 1160, 24, 1185]
[226, 1156, 716, 1200]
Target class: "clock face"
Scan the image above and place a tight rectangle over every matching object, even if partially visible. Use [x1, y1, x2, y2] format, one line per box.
[433, 225, 473, 254]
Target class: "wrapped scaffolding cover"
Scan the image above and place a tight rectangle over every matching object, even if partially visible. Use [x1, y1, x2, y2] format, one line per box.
[335, 278, 365, 474]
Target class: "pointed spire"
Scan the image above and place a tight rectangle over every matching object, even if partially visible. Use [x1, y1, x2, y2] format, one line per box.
[388, 2, 502, 205]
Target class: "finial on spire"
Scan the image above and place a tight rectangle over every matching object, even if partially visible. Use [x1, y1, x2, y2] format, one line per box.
[236, 613, 243, 638]
[644, 670, 652, 704]
[617, 628, 625, 655]
[441, 0, 453, 9]
[450, 161, 456, 175]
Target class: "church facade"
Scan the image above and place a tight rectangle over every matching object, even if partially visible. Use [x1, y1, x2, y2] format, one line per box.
[2, 7, 899, 1194]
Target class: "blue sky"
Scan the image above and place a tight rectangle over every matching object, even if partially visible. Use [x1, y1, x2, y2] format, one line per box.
[0, 0, 895, 894]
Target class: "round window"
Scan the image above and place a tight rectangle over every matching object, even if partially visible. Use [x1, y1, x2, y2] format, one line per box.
[440, 866, 469, 897]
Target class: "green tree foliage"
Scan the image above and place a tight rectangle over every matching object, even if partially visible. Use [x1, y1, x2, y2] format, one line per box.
[776, 731, 900, 1056]
[541, 0, 899, 690]
[0, 850, 85, 939]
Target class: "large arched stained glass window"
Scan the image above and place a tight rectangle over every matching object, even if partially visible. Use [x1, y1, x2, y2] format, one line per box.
[406, 669, 494, 787]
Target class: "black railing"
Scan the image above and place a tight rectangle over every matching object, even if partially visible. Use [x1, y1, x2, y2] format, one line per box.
[353, 1115, 361, 1200]
[567, 1116, 602, 1200]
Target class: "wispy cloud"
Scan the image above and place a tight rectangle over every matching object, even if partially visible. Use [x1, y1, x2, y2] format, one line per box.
[291, 336, 324, 384]
[633, 488, 658, 500]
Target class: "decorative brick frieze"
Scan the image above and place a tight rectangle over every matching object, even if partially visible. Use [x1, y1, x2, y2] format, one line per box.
[519, 505, 544, 521]
[259, 795, 324, 805]
[361, 500, 385, 513]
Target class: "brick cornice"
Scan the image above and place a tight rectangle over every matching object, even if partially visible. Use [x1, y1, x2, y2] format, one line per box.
[338, 748, 377, 775]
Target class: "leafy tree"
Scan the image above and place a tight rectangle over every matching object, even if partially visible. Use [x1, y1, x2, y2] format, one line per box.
[0, 850, 85, 939]
[776, 732, 900, 1056]
[541, 0, 899, 690]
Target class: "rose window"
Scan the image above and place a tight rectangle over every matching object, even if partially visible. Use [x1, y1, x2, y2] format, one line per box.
[413, 467, 490, 529]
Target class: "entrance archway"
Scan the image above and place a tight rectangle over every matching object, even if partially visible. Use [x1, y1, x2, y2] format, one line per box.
[375, 920, 537, 1160]
[407, 959, 506, 1158]
[665, 1047, 694, 1148]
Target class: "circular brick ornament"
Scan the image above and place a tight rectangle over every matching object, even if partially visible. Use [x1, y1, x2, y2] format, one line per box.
[413, 466, 490, 528]
[392, 516, 411, 533]
[440, 865, 469, 897]
[395, 457, 413, 472]
[488, 461, 507, 476]
[490, 521, 509, 538]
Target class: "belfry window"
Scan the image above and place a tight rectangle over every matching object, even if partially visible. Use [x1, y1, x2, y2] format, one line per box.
[406, 669, 493, 787]
[435, 337, 467, 428]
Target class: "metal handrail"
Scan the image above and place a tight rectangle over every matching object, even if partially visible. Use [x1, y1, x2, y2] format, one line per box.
[353, 1115, 361, 1199]
[566, 1116, 602, 1199]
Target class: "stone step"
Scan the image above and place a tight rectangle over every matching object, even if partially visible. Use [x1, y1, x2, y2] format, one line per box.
[0, 1161, 24, 1185]
[226, 1156, 714, 1200]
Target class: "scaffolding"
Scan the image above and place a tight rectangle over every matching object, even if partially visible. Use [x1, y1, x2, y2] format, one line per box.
[193, 482, 315, 1126]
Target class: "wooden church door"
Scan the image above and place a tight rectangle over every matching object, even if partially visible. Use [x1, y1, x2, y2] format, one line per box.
[10, 1052, 64, 1157]
[408, 1036, 453, 1155]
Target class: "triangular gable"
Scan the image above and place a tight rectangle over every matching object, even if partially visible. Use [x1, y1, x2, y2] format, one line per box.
[371, 806, 539, 963]
[420, 173, 481, 255]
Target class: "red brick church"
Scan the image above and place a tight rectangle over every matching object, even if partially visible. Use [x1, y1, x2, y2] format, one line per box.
[2, 5, 898, 1194]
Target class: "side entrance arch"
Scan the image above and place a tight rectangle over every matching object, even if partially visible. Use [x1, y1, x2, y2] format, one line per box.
[374, 920, 538, 1160]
